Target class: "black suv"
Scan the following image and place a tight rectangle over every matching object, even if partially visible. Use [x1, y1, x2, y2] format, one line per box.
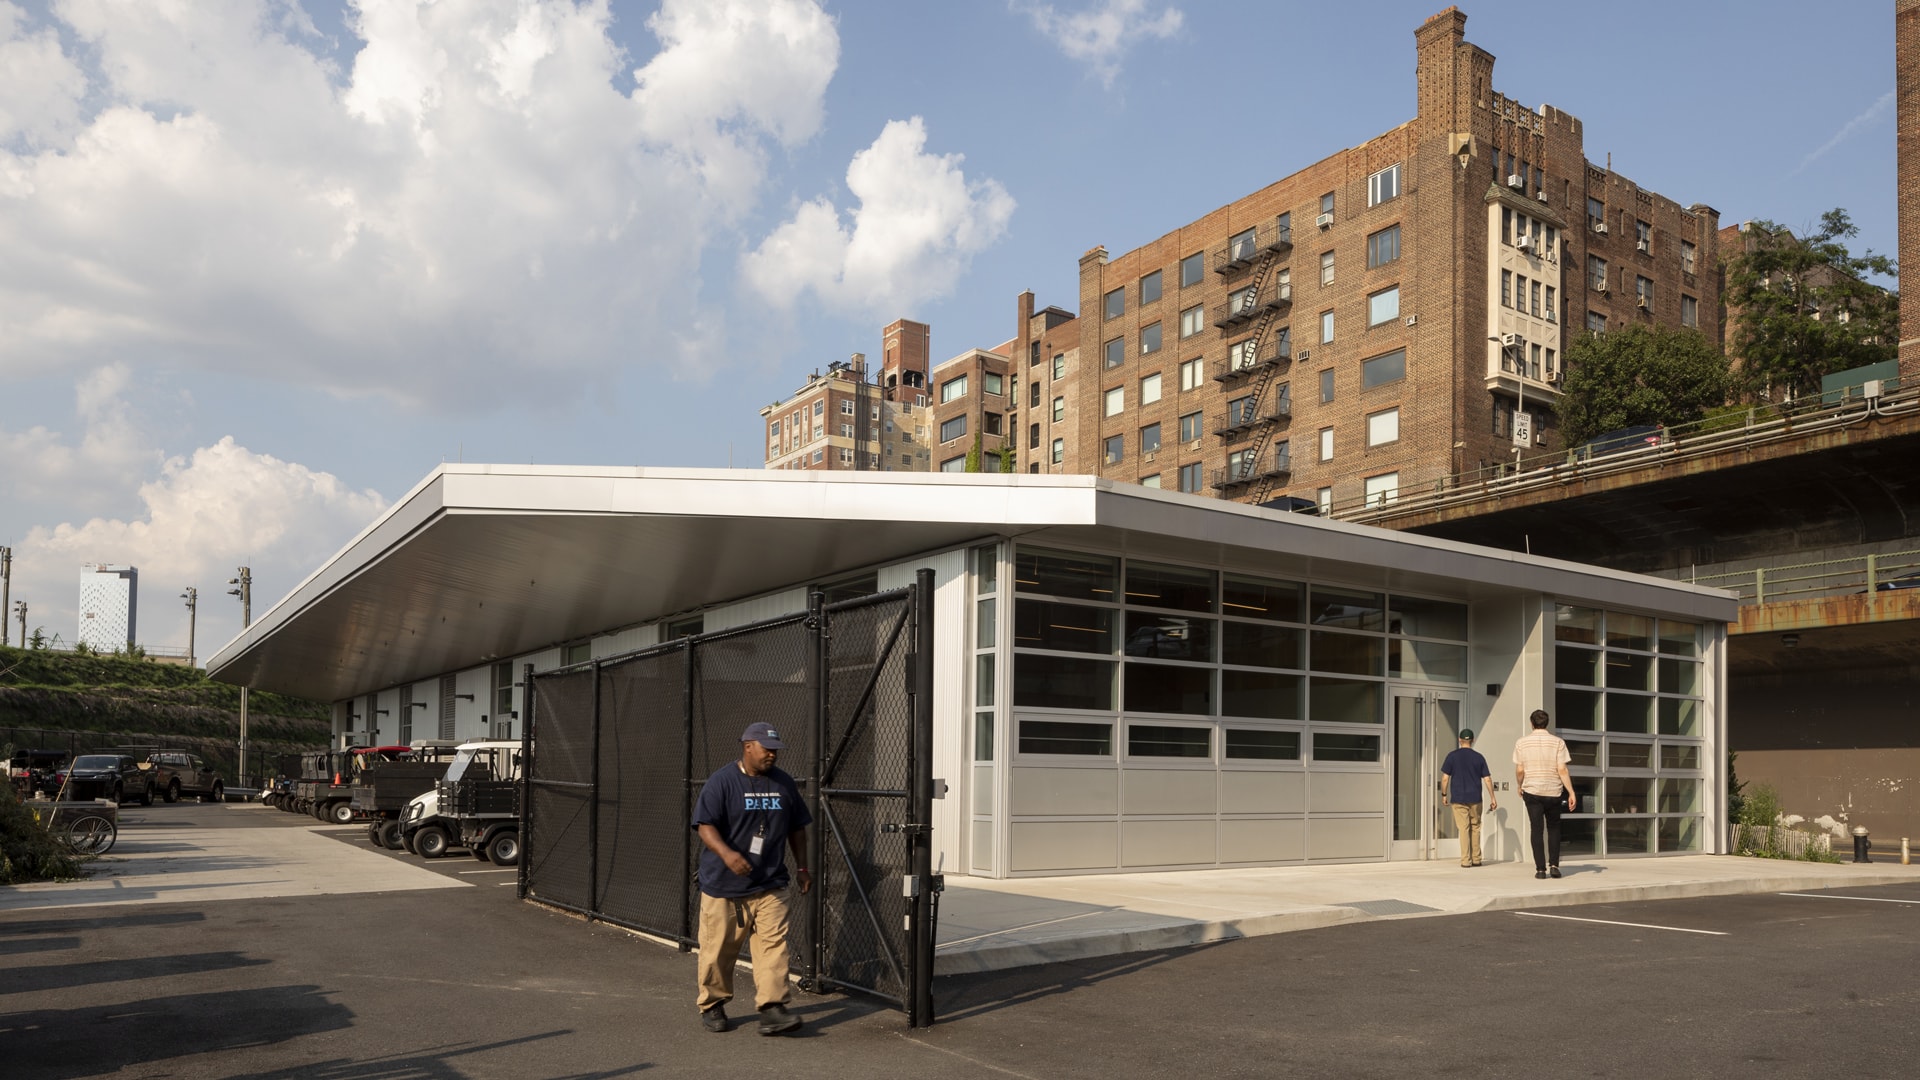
[145, 750, 225, 803]
[59, 754, 157, 805]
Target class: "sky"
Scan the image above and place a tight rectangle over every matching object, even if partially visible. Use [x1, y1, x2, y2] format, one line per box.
[0, 0, 1902, 665]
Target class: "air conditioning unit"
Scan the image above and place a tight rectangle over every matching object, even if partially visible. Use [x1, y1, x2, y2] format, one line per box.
[1545, 370, 1562, 385]
[1507, 174, 1526, 190]
[1536, 191, 1548, 202]
[1636, 297, 1650, 310]
[1316, 212, 1334, 229]
[1404, 314, 1418, 327]
[1515, 235, 1534, 252]
[1594, 285, 1609, 296]
[1143, 451, 1156, 462]
[1500, 333, 1522, 348]
[1278, 283, 1292, 301]
[1188, 439, 1204, 451]
[1592, 222, 1609, 235]
[1635, 239, 1650, 253]
[1295, 349, 1310, 363]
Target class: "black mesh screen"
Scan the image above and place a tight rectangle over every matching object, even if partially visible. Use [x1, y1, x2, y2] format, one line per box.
[525, 667, 596, 912]
[594, 648, 692, 940]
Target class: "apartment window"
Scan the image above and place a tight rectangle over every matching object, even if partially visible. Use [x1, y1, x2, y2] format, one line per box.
[1029, 422, 1040, 449]
[768, 420, 780, 436]
[985, 372, 1004, 396]
[1179, 304, 1205, 338]
[1140, 474, 1161, 489]
[813, 400, 824, 415]
[839, 400, 854, 415]
[1367, 407, 1400, 446]
[1227, 394, 1255, 426]
[1587, 197, 1605, 230]
[1104, 386, 1125, 417]
[1051, 438, 1064, 464]
[1318, 427, 1334, 461]
[1180, 251, 1204, 288]
[1319, 368, 1335, 404]
[1029, 340, 1040, 366]
[1320, 192, 1335, 216]
[1229, 227, 1256, 263]
[1320, 250, 1335, 286]
[1179, 357, 1204, 391]
[1546, 347, 1557, 379]
[1178, 411, 1203, 442]
[1367, 286, 1400, 327]
[1097, 434, 1121, 466]
[1052, 396, 1065, 422]
[1317, 487, 1333, 514]
[1530, 280, 1541, 318]
[1635, 219, 1652, 252]
[840, 423, 853, 438]
[1103, 337, 1125, 369]
[940, 455, 967, 472]
[1052, 354, 1066, 379]
[984, 412, 1003, 436]
[940, 415, 967, 442]
[940, 374, 968, 403]
[1138, 269, 1163, 305]
[1366, 163, 1400, 207]
[1545, 286, 1557, 322]
[1588, 311, 1607, 333]
[1361, 348, 1406, 389]
[1140, 321, 1163, 355]
[1501, 269, 1512, 308]
[1320, 310, 1334, 344]
[1528, 342, 1542, 380]
[1681, 294, 1698, 328]
[1542, 225, 1557, 261]
[1140, 372, 1163, 405]
[811, 449, 823, 464]
[1636, 276, 1654, 311]
[1104, 287, 1125, 320]
[1030, 381, 1041, 408]
[1177, 463, 1203, 493]
[839, 447, 853, 464]
[1681, 240, 1697, 276]
[1141, 422, 1162, 453]
[1367, 224, 1400, 268]
[1363, 472, 1400, 508]
[1588, 256, 1607, 292]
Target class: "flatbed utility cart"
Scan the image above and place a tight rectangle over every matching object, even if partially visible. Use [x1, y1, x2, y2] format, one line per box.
[294, 746, 414, 824]
[351, 741, 459, 849]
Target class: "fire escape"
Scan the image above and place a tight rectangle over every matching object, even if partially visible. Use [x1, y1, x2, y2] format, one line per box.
[1208, 217, 1299, 505]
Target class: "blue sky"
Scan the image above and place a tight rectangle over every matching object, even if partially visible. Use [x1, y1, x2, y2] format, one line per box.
[0, 0, 1900, 660]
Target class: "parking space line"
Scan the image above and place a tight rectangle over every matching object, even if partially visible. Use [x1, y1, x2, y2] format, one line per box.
[1513, 912, 1727, 936]
[458, 869, 519, 876]
[1779, 892, 1920, 906]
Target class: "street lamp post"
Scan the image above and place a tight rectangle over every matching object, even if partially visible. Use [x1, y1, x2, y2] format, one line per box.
[181, 587, 198, 668]
[13, 600, 26, 648]
[227, 567, 252, 788]
[1, 545, 11, 647]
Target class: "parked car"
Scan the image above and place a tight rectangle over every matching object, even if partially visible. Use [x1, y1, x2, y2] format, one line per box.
[1572, 425, 1663, 462]
[57, 754, 157, 805]
[1874, 569, 1920, 591]
[8, 749, 70, 799]
[144, 750, 225, 803]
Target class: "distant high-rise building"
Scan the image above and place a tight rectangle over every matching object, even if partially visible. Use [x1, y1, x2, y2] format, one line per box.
[78, 564, 138, 651]
[761, 320, 936, 473]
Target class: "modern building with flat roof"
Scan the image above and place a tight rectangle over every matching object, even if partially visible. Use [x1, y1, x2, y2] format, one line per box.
[209, 466, 1736, 875]
[77, 563, 138, 652]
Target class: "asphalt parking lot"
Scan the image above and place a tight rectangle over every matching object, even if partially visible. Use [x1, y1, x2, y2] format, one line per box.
[3, 803, 1917, 1078]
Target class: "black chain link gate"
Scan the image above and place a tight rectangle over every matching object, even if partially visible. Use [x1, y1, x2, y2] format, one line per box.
[518, 571, 936, 1026]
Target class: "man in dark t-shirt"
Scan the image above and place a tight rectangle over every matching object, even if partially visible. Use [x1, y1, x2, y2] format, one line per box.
[692, 721, 813, 1036]
[1439, 728, 1497, 867]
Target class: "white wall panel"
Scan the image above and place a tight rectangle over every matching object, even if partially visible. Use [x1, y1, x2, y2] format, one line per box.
[1220, 818, 1306, 863]
[1121, 770, 1217, 815]
[1309, 817, 1386, 859]
[1010, 821, 1118, 872]
[1309, 771, 1384, 814]
[1011, 767, 1118, 816]
[1222, 771, 1306, 815]
[1122, 819, 1217, 866]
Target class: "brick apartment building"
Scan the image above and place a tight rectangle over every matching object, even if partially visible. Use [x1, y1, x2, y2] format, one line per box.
[1020, 7, 1722, 511]
[929, 343, 1018, 471]
[761, 318, 936, 472]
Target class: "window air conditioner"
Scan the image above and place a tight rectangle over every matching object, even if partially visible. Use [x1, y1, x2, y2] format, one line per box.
[1500, 333, 1522, 347]
[1636, 297, 1650, 310]
[1316, 212, 1334, 229]
[1278, 283, 1292, 301]
[1143, 452, 1156, 463]
[1188, 439, 1204, 451]
[1636, 240, 1650, 253]
[1545, 370, 1561, 385]
[1592, 222, 1609, 235]
[1515, 235, 1534, 252]
[1404, 314, 1418, 327]
[1507, 174, 1526, 190]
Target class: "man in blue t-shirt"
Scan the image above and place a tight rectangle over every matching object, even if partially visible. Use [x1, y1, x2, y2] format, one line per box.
[1439, 728, 1497, 867]
[692, 721, 813, 1036]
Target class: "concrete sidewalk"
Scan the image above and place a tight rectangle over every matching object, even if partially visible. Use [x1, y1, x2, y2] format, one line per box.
[933, 855, 1920, 974]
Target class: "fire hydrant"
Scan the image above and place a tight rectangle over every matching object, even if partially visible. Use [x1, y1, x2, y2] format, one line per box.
[1851, 825, 1871, 863]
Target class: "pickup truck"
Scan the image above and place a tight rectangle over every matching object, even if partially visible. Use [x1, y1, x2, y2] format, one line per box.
[143, 750, 225, 803]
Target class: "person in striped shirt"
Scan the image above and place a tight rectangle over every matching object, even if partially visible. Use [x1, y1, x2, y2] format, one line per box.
[1513, 709, 1577, 879]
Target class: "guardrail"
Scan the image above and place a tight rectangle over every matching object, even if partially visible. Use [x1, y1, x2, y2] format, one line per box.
[1327, 378, 1920, 526]
[1655, 549, 1920, 604]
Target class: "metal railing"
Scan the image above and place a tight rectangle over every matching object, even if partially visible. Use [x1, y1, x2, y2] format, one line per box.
[1659, 549, 1920, 604]
[1213, 342, 1293, 382]
[1330, 377, 1920, 526]
[1211, 280, 1291, 329]
[1212, 220, 1292, 275]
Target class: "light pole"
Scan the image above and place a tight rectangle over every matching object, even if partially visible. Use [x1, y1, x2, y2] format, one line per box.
[13, 599, 26, 647]
[181, 587, 198, 667]
[228, 567, 251, 788]
[1, 545, 11, 647]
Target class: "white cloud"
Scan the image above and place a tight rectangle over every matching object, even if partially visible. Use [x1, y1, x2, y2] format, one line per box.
[0, 0, 842, 406]
[743, 117, 1014, 316]
[1014, 0, 1182, 88]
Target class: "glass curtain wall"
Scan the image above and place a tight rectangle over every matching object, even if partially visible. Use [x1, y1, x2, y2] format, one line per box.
[1553, 604, 1706, 856]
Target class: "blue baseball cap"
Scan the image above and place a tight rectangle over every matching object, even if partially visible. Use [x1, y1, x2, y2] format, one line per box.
[741, 722, 787, 749]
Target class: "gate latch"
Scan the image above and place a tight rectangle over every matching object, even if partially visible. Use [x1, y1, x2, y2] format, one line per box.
[882, 821, 930, 836]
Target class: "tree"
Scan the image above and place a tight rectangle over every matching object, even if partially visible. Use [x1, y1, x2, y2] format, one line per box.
[1557, 323, 1731, 445]
[1723, 209, 1898, 399]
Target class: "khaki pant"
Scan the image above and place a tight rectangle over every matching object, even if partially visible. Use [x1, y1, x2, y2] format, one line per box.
[696, 889, 793, 1012]
[1450, 802, 1484, 866]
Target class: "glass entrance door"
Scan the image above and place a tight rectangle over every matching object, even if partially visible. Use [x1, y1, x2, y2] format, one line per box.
[1390, 688, 1466, 859]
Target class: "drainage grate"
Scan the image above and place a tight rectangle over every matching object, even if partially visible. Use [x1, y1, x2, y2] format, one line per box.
[1334, 899, 1440, 917]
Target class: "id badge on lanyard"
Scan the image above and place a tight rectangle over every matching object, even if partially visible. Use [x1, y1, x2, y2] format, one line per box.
[748, 823, 766, 856]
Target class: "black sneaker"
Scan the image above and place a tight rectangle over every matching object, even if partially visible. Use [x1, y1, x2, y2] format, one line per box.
[1535, 870, 1547, 879]
[700, 1005, 729, 1033]
[758, 1003, 802, 1036]
[1549, 866, 1562, 879]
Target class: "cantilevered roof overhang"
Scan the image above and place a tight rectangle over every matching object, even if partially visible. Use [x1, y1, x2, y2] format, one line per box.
[206, 467, 1740, 703]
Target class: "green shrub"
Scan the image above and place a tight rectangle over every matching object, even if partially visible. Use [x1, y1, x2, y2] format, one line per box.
[0, 783, 87, 884]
